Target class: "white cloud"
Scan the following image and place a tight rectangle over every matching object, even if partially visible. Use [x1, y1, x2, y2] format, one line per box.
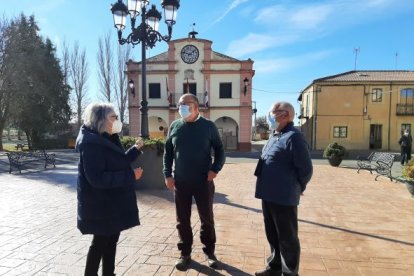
[226, 33, 299, 58]
[226, 0, 411, 57]
[254, 51, 335, 74]
[255, 0, 404, 32]
[212, 0, 249, 25]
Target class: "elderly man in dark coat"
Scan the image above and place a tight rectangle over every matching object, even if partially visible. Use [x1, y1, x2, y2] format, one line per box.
[76, 102, 144, 276]
[254, 101, 313, 276]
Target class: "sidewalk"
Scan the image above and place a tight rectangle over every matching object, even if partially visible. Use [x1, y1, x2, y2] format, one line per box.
[0, 156, 414, 275]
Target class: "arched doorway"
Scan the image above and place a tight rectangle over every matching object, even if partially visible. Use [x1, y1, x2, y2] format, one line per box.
[215, 116, 238, 151]
[149, 116, 168, 138]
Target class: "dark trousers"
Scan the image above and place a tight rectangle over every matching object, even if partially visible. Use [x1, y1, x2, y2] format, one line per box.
[84, 233, 120, 276]
[401, 146, 411, 165]
[174, 180, 216, 256]
[262, 200, 300, 276]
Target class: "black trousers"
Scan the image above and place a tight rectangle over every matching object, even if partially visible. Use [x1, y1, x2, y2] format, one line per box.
[84, 233, 120, 276]
[262, 200, 300, 276]
[401, 146, 411, 165]
[174, 180, 216, 256]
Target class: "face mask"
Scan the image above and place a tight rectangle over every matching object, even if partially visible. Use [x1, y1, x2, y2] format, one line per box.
[111, 120, 123, 134]
[267, 113, 279, 130]
[404, 132, 409, 136]
[179, 105, 191, 119]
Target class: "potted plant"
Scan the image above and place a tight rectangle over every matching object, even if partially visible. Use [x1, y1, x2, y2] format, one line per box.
[402, 159, 414, 197]
[121, 136, 166, 189]
[323, 142, 347, 167]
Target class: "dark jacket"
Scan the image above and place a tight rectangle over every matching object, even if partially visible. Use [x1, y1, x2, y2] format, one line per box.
[255, 122, 313, 206]
[163, 116, 225, 185]
[399, 134, 412, 148]
[75, 126, 140, 235]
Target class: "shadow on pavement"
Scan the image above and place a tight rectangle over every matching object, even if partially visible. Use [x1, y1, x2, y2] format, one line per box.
[299, 218, 414, 247]
[184, 260, 251, 276]
[215, 192, 261, 213]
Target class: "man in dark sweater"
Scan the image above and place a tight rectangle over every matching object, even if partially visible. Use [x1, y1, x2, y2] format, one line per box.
[163, 94, 225, 270]
[254, 102, 313, 276]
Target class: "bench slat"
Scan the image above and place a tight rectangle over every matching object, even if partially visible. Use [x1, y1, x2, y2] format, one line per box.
[357, 152, 395, 181]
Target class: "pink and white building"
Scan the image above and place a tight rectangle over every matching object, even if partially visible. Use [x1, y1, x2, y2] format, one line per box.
[127, 34, 255, 151]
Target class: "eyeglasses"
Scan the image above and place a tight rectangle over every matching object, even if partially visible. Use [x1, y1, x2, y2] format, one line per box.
[271, 109, 288, 115]
[178, 101, 194, 106]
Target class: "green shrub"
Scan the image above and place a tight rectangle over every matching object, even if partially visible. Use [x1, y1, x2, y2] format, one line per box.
[323, 142, 347, 158]
[120, 136, 165, 155]
[403, 159, 414, 180]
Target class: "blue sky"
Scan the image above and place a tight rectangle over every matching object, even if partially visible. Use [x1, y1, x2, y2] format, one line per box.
[3, 0, 414, 123]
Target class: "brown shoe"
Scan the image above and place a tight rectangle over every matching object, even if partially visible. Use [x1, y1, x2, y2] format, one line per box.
[255, 267, 282, 276]
[175, 255, 191, 271]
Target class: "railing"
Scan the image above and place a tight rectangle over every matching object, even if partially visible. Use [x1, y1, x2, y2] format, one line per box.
[396, 104, 414, 115]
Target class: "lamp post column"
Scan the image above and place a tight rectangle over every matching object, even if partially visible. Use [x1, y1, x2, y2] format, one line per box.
[139, 8, 149, 139]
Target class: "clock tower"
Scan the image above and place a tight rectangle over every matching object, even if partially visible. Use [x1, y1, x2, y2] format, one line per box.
[127, 32, 255, 151]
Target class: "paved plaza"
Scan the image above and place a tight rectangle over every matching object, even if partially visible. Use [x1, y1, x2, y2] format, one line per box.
[0, 151, 414, 275]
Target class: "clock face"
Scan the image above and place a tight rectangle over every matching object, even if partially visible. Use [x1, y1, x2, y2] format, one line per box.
[181, 45, 199, 64]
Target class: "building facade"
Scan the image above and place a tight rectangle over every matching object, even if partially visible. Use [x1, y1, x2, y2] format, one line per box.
[298, 71, 414, 151]
[126, 34, 255, 151]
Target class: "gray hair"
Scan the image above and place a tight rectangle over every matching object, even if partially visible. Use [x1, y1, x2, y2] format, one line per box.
[179, 93, 199, 106]
[83, 102, 114, 134]
[272, 101, 295, 121]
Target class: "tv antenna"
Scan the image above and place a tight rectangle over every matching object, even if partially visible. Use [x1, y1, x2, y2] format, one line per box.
[353, 47, 360, 70]
[395, 51, 399, 70]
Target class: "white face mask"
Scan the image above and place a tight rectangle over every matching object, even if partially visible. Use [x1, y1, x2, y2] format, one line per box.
[179, 105, 191, 119]
[267, 113, 279, 130]
[111, 120, 123, 134]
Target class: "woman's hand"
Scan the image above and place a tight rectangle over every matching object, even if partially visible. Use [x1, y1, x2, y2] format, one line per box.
[135, 137, 144, 150]
[134, 167, 143, 180]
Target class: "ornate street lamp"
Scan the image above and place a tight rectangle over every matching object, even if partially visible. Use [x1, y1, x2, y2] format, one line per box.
[110, 0, 180, 139]
[243, 77, 249, 96]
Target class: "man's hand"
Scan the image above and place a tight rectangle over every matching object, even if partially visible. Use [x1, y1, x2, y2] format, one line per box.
[165, 177, 175, 191]
[207, 170, 217, 181]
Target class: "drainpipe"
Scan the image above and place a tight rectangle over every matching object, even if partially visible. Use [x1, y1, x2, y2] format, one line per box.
[387, 82, 393, 151]
[313, 85, 321, 150]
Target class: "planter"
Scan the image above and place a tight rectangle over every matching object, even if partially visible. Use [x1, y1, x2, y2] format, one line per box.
[132, 147, 166, 190]
[405, 180, 414, 197]
[328, 155, 343, 167]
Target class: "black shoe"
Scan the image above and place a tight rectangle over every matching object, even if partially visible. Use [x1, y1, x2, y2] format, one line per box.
[175, 255, 191, 271]
[206, 254, 219, 269]
[255, 267, 282, 276]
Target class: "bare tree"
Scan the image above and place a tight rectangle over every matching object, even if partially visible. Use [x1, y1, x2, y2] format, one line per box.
[97, 32, 113, 102]
[61, 39, 70, 87]
[114, 44, 131, 123]
[69, 42, 89, 129]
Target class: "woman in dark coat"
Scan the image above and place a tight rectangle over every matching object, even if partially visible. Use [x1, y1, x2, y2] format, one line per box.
[75, 102, 144, 276]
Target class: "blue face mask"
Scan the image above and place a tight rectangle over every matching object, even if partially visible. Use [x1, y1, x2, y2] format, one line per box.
[267, 113, 279, 130]
[179, 104, 191, 119]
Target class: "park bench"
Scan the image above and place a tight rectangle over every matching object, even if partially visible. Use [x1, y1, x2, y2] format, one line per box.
[6, 150, 56, 174]
[14, 143, 28, 150]
[357, 152, 396, 181]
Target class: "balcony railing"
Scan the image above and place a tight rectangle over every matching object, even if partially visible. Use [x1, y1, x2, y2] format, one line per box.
[396, 104, 414, 115]
[167, 93, 209, 108]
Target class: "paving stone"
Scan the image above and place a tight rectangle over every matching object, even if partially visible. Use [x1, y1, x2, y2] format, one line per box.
[1, 156, 414, 275]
